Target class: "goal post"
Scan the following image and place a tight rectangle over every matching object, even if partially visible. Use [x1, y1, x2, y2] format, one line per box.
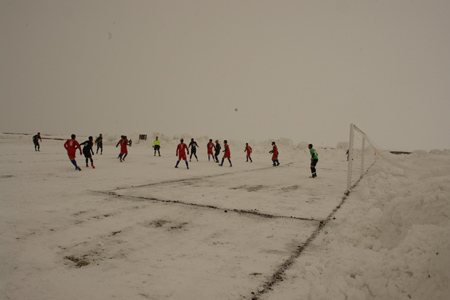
[347, 124, 377, 191]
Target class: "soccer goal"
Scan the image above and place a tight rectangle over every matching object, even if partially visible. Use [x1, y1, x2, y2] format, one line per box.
[347, 124, 378, 192]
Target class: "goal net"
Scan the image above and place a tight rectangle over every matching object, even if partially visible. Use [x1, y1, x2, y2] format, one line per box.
[347, 124, 378, 191]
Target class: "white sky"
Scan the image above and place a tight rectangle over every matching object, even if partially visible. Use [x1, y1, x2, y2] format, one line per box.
[1, 0, 450, 151]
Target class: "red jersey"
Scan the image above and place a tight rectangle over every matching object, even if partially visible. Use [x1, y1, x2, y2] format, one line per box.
[271, 145, 278, 159]
[207, 141, 214, 155]
[245, 145, 252, 157]
[64, 139, 81, 159]
[119, 138, 130, 154]
[223, 144, 231, 159]
[176, 143, 189, 160]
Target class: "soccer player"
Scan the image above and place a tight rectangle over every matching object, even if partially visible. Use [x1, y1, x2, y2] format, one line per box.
[33, 132, 42, 151]
[308, 144, 318, 178]
[64, 134, 82, 171]
[95, 134, 103, 155]
[80, 136, 95, 168]
[269, 142, 280, 166]
[116, 136, 131, 162]
[214, 140, 221, 163]
[175, 138, 189, 169]
[207, 139, 215, 161]
[245, 143, 252, 162]
[116, 136, 124, 159]
[153, 136, 161, 156]
[189, 138, 199, 162]
[219, 140, 232, 167]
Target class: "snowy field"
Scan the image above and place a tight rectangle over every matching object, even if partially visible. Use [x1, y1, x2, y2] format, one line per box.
[1, 133, 449, 300]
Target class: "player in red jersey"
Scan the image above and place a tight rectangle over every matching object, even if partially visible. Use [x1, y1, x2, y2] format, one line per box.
[116, 135, 132, 162]
[207, 139, 215, 161]
[244, 143, 252, 162]
[175, 138, 189, 169]
[219, 140, 232, 167]
[64, 134, 82, 171]
[269, 141, 280, 166]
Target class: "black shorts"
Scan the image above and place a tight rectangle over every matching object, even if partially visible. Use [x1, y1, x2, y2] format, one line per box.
[311, 159, 318, 167]
[83, 150, 92, 158]
[154, 145, 160, 150]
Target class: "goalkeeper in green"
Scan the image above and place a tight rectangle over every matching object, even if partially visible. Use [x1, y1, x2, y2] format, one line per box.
[308, 144, 318, 178]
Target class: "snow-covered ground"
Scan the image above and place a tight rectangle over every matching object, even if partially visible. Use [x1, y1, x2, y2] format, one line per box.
[1, 133, 449, 300]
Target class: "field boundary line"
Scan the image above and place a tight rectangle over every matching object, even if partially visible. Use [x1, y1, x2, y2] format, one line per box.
[92, 190, 319, 222]
[113, 162, 295, 191]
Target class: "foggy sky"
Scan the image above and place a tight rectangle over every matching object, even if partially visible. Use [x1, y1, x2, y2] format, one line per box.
[1, 0, 450, 151]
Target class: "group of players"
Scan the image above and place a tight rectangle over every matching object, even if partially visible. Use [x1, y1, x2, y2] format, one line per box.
[32, 132, 319, 177]
[175, 138, 236, 169]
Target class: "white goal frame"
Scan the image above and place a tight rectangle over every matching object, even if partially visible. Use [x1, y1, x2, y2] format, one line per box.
[347, 123, 377, 191]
